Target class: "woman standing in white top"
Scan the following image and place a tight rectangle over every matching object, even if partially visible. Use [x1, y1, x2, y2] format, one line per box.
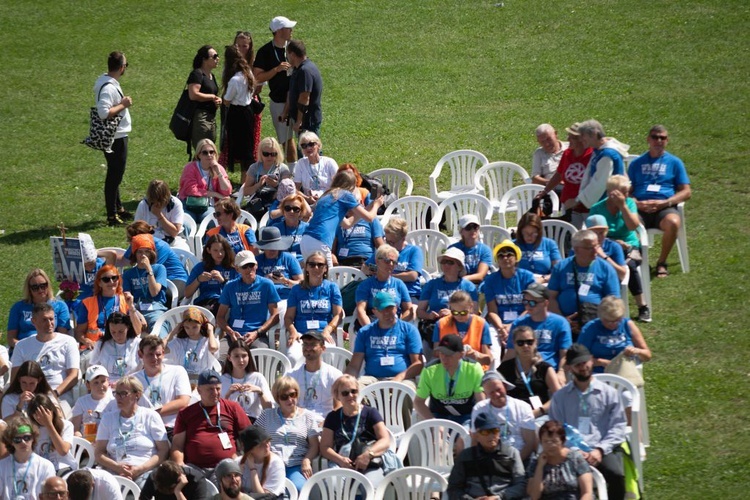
[223, 44, 257, 183]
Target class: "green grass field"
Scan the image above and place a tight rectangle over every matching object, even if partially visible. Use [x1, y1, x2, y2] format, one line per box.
[1, 0, 748, 496]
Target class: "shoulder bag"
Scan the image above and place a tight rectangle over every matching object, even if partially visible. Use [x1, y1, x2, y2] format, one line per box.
[82, 81, 123, 153]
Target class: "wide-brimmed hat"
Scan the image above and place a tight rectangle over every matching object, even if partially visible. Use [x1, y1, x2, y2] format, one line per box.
[438, 247, 466, 276]
[256, 226, 293, 251]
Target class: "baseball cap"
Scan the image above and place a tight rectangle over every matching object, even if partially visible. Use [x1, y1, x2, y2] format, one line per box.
[524, 282, 549, 300]
[197, 369, 222, 386]
[458, 214, 481, 229]
[215, 458, 242, 480]
[86, 365, 109, 382]
[434, 334, 464, 356]
[240, 426, 272, 451]
[270, 16, 297, 32]
[301, 331, 325, 342]
[373, 291, 397, 311]
[235, 250, 257, 268]
[474, 411, 502, 431]
[566, 344, 593, 366]
[585, 214, 608, 229]
[481, 371, 516, 390]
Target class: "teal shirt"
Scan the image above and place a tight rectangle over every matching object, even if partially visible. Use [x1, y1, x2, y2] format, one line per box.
[589, 197, 640, 248]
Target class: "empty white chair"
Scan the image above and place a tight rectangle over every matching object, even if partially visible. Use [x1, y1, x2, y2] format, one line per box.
[395, 418, 471, 477]
[497, 184, 560, 229]
[374, 466, 449, 500]
[404, 229, 453, 276]
[380, 196, 439, 232]
[429, 149, 489, 202]
[474, 161, 531, 215]
[298, 468, 375, 500]
[636, 225, 653, 317]
[252, 348, 292, 384]
[358, 381, 416, 444]
[115, 476, 141, 499]
[431, 193, 494, 237]
[369, 168, 414, 198]
[71, 436, 96, 469]
[542, 219, 577, 257]
[646, 202, 689, 273]
[479, 225, 512, 252]
[321, 345, 352, 372]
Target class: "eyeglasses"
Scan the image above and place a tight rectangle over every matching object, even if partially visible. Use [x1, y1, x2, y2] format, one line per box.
[114, 390, 133, 398]
[650, 134, 668, 141]
[210, 54, 220, 60]
[284, 205, 302, 213]
[30, 282, 49, 292]
[522, 299, 540, 307]
[261, 151, 278, 157]
[497, 252, 516, 259]
[300, 142, 317, 149]
[307, 262, 326, 269]
[101, 276, 120, 284]
[451, 310, 470, 316]
[340, 389, 359, 397]
[477, 428, 500, 436]
[201, 150, 216, 156]
[516, 339, 535, 347]
[378, 258, 397, 265]
[240, 263, 256, 270]
[279, 391, 298, 401]
[12, 435, 33, 444]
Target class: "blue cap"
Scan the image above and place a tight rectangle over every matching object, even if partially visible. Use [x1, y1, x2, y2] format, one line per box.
[197, 369, 222, 386]
[474, 411, 502, 431]
[373, 291, 397, 311]
[585, 214, 608, 229]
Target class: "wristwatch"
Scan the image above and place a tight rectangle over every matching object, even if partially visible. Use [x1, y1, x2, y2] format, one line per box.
[368, 450, 375, 458]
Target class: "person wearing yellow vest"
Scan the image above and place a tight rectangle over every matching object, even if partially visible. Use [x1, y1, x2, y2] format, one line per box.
[74, 265, 144, 352]
[434, 291, 493, 370]
[204, 198, 259, 255]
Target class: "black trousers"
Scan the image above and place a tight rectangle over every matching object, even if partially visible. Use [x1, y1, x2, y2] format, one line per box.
[103, 136, 128, 217]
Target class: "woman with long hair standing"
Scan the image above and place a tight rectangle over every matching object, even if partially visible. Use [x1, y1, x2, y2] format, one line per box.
[188, 45, 222, 150]
[222, 44, 257, 184]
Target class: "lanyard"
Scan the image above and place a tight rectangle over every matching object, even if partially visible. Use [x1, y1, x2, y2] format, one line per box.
[444, 360, 462, 397]
[143, 371, 163, 405]
[339, 408, 363, 445]
[184, 338, 204, 370]
[278, 408, 296, 445]
[578, 386, 591, 416]
[118, 411, 136, 441]
[516, 358, 535, 396]
[200, 402, 223, 431]
[273, 42, 287, 64]
[98, 295, 120, 325]
[12, 455, 33, 497]
[304, 366, 320, 401]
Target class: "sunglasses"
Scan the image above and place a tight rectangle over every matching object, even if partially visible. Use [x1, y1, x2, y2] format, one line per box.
[522, 299, 540, 307]
[462, 224, 480, 231]
[12, 435, 33, 444]
[101, 276, 119, 284]
[378, 258, 397, 265]
[214, 211, 233, 218]
[114, 390, 133, 398]
[650, 134, 668, 141]
[241, 263, 256, 270]
[210, 54, 220, 60]
[279, 391, 298, 401]
[307, 262, 326, 269]
[497, 252, 516, 259]
[440, 260, 458, 266]
[516, 339, 535, 347]
[284, 205, 302, 213]
[477, 428, 500, 436]
[201, 150, 216, 156]
[451, 310, 470, 316]
[30, 282, 49, 292]
[300, 142, 317, 149]
[261, 151, 278, 157]
[340, 389, 359, 397]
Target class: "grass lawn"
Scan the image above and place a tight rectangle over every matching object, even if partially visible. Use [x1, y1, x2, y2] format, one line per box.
[1, 0, 748, 496]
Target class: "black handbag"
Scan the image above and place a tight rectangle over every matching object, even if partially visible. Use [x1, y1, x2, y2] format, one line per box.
[249, 95, 265, 114]
[169, 85, 196, 142]
[82, 82, 123, 152]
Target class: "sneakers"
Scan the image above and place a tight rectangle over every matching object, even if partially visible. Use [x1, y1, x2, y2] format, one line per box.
[117, 209, 134, 220]
[637, 305, 652, 323]
[107, 214, 125, 226]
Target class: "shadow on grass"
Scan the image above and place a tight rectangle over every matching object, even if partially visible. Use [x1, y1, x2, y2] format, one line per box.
[0, 220, 105, 246]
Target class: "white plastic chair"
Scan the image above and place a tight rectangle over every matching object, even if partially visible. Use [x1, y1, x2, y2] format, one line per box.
[204, 479, 219, 496]
[591, 466, 609, 500]
[369, 168, 414, 198]
[474, 161, 531, 215]
[165, 279, 179, 309]
[234, 184, 247, 207]
[171, 248, 200, 275]
[594, 373, 645, 491]
[182, 213, 198, 255]
[374, 466, 449, 500]
[115, 476, 141, 499]
[431, 193, 494, 237]
[71, 436, 96, 469]
[479, 225, 512, 252]
[429, 149, 489, 202]
[636, 226, 652, 312]
[238, 210, 259, 231]
[542, 219, 577, 257]
[251, 348, 292, 384]
[646, 202, 689, 273]
[395, 418, 471, 477]
[298, 468, 375, 500]
[283, 477, 298, 500]
[497, 184, 560, 229]
[258, 210, 271, 230]
[99, 246, 128, 274]
[379, 196, 439, 232]
[358, 381, 416, 444]
[404, 229, 453, 276]
[321, 345, 352, 372]
[328, 266, 367, 289]
[149, 305, 215, 338]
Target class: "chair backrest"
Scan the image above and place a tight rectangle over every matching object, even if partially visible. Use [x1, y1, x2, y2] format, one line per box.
[165, 279, 179, 309]
[298, 468, 375, 500]
[374, 466, 449, 500]
[171, 248, 200, 275]
[474, 161, 531, 203]
[182, 213, 197, 248]
[115, 476, 141, 499]
[369, 168, 414, 198]
[404, 229, 453, 275]
[321, 345, 353, 372]
[380, 196, 439, 232]
[98, 247, 127, 274]
[497, 185, 559, 228]
[358, 381, 416, 439]
[283, 477, 298, 500]
[396, 418, 471, 475]
[542, 219, 577, 257]
[238, 210, 259, 231]
[590, 465, 609, 499]
[251, 348, 292, 384]
[204, 479, 220, 496]
[235, 184, 247, 206]
[432, 193, 494, 236]
[71, 437, 96, 469]
[259, 210, 271, 230]
[429, 149, 489, 201]
[328, 266, 367, 289]
[593, 374, 640, 413]
[479, 225, 512, 252]
[149, 305, 215, 338]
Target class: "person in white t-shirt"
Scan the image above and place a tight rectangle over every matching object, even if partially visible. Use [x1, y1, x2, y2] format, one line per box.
[164, 307, 219, 390]
[70, 365, 115, 440]
[0, 360, 59, 420]
[66, 468, 123, 500]
[0, 415, 57, 499]
[39, 476, 69, 500]
[238, 426, 285, 497]
[132, 336, 191, 431]
[10, 303, 80, 406]
[94, 376, 169, 488]
[220, 340, 272, 421]
[288, 331, 342, 424]
[90, 312, 142, 385]
[28, 395, 76, 472]
[134, 179, 191, 252]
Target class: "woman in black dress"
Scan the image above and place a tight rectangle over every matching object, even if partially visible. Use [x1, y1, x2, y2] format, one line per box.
[188, 45, 222, 150]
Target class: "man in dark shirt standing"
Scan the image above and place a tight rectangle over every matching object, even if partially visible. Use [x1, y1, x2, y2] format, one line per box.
[285, 40, 323, 142]
[253, 16, 298, 164]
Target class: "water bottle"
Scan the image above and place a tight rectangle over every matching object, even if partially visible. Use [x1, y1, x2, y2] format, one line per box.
[83, 410, 98, 443]
[564, 423, 592, 452]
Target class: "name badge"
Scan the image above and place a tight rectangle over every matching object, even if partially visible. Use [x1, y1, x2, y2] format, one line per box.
[338, 248, 349, 257]
[218, 432, 232, 450]
[503, 311, 518, 322]
[306, 320, 321, 330]
[380, 356, 395, 366]
[647, 184, 661, 192]
[578, 416, 592, 435]
[578, 284, 590, 296]
[233, 319, 245, 329]
[529, 396, 543, 410]
[139, 302, 154, 312]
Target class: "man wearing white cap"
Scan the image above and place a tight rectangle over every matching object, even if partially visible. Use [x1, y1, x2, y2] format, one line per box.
[254, 16, 298, 163]
[448, 214, 493, 285]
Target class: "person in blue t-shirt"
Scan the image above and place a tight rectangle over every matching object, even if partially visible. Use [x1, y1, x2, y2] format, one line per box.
[269, 192, 310, 262]
[7, 269, 71, 350]
[628, 125, 692, 278]
[505, 283, 572, 382]
[355, 244, 414, 328]
[547, 230, 621, 338]
[184, 234, 238, 316]
[514, 212, 562, 281]
[124, 221, 189, 296]
[449, 214, 492, 285]
[482, 240, 536, 345]
[332, 216, 384, 268]
[121, 234, 169, 332]
[255, 227, 303, 302]
[217, 251, 281, 348]
[299, 170, 383, 268]
[346, 291, 423, 385]
[381, 218, 423, 299]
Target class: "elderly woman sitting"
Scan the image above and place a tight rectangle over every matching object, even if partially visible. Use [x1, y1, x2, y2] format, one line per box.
[363, 217, 423, 303]
[294, 131, 339, 205]
[355, 244, 414, 328]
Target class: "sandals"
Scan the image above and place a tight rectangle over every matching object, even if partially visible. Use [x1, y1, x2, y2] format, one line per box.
[656, 262, 669, 278]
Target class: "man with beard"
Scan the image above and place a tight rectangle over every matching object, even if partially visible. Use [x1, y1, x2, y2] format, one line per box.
[549, 344, 627, 500]
[214, 458, 250, 499]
